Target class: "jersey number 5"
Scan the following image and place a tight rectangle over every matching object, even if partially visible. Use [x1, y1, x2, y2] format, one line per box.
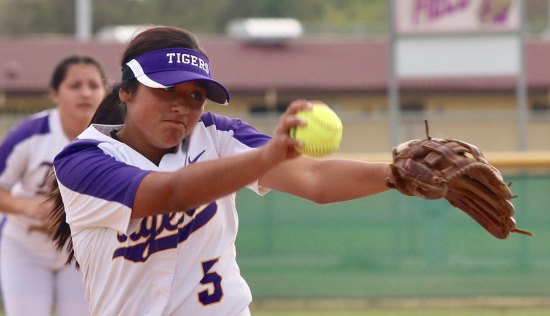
[198, 257, 223, 305]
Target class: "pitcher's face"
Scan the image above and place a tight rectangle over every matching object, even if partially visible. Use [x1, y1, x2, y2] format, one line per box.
[121, 81, 207, 149]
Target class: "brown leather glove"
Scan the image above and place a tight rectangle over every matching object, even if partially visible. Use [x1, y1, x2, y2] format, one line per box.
[386, 124, 532, 239]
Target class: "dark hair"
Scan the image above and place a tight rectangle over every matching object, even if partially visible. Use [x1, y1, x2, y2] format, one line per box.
[48, 172, 76, 265]
[49, 26, 206, 265]
[50, 55, 106, 92]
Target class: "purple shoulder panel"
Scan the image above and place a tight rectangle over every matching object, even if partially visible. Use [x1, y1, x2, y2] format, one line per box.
[0, 113, 50, 174]
[200, 112, 270, 148]
[54, 139, 151, 208]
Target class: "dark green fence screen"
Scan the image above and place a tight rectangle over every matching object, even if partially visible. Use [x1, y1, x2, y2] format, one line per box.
[236, 174, 550, 299]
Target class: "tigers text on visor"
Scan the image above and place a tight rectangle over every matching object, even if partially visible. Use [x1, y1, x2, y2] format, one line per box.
[122, 48, 230, 105]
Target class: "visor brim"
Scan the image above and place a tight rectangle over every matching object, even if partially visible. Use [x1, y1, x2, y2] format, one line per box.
[138, 71, 230, 105]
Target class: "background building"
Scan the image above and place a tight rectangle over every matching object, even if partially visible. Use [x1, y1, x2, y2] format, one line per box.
[1, 34, 550, 152]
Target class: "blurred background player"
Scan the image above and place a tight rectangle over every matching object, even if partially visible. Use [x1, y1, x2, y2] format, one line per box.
[50, 25, 394, 316]
[0, 55, 106, 316]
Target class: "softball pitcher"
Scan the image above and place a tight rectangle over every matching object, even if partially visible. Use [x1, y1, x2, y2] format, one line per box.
[0, 56, 106, 316]
[50, 26, 393, 316]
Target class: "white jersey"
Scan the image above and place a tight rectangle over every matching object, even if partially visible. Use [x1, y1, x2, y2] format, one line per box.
[0, 108, 71, 257]
[54, 112, 271, 316]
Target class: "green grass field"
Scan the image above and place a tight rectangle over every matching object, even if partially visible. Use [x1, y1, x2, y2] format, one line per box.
[0, 305, 548, 316]
[252, 309, 550, 316]
[2, 307, 549, 316]
[249, 296, 550, 315]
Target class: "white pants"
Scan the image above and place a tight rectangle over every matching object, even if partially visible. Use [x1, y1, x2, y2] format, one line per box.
[0, 235, 89, 316]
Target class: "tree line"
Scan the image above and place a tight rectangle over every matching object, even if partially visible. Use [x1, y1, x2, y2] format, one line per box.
[1, 0, 548, 38]
[0, 0, 387, 37]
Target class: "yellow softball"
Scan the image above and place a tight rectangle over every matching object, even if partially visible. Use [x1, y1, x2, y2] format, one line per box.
[290, 103, 343, 157]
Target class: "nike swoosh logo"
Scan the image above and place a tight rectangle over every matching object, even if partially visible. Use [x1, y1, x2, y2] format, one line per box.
[187, 150, 206, 164]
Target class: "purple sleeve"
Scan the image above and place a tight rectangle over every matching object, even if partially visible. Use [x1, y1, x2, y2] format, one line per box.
[54, 139, 151, 209]
[201, 112, 271, 148]
[0, 114, 49, 174]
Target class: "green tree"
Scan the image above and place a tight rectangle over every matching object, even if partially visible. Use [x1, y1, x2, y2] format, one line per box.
[0, 0, 388, 36]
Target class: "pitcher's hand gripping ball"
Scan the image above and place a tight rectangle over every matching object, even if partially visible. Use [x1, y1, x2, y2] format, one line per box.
[386, 121, 533, 239]
[290, 103, 343, 157]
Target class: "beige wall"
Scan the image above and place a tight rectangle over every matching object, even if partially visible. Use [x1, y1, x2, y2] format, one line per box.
[223, 91, 550, 154]
[2, 90, 550, 154]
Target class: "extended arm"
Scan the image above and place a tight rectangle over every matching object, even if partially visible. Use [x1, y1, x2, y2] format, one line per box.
[259, 156, 392, 204]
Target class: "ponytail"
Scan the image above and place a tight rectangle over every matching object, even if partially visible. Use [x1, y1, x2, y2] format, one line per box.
[47, 171, 78, 266]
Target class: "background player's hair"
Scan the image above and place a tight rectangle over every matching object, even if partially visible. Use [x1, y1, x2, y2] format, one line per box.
[49, 25, 208, 265]
[50, 55, 106, 92]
